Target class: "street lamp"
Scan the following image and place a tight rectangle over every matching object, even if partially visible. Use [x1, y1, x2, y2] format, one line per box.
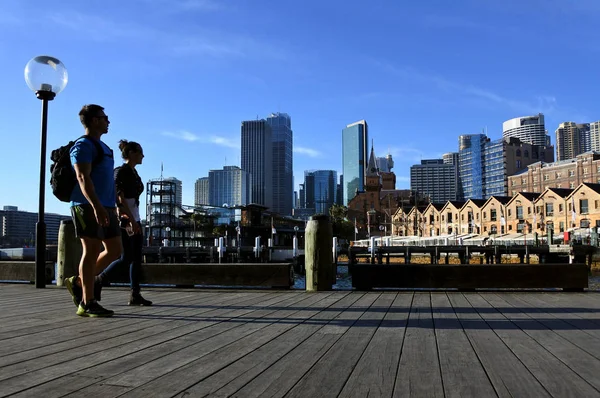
[24, 55, 68, 288]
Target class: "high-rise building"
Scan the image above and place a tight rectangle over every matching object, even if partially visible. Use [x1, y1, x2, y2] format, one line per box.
[459, 135, 554, 200]
[410, 159, 458, 203]
[342, 120, 368, 205]
[208, 166, 251, 207]
[442, 152, 459, 165]
[376, 154, 394, 173]
[556, 122, 590, 160]
[459, 134, 488, 200]
[336, 174, 344, 206]
[241, 119, 273, 208]
[266, 112, 293, 215]
[502, 114, 546, 147]
[0, 206, 70, 245]
[591, 122, 600, 152]
[194, 177, 209, 207]
[161, 177, 182, 206]
[298, 183, 305, 208]
[304, 170, 337, 214]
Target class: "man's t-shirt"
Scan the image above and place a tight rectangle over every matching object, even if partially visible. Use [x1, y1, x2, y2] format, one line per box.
[69, 136, 116, 208]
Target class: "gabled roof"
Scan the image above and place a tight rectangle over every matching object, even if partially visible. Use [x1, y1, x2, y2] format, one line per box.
[582, 183, 600, 195]
[546, 187, 574, 198]
[519, 192, 541, 202]
[461, 199, 487, 210]
[431, 203, 445, 211]
[440, 201, 466, 212]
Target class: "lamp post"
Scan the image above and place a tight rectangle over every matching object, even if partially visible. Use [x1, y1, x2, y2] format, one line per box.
[24, 56, 68, 288]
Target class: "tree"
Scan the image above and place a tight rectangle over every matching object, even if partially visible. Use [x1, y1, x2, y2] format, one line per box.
[329, 204, 355, 243]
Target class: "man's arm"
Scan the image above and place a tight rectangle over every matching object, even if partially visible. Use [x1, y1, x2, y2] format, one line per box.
[74, 162, 109, 225]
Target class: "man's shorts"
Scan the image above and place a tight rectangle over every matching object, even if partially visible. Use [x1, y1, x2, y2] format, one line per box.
[71, 205, 121, 240]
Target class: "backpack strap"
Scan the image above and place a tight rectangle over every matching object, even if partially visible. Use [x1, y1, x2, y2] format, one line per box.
[77, 135, 105, 166]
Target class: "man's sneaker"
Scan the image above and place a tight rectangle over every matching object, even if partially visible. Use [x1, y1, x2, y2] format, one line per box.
[64, 276, 82, 307]
[76, 300, 114, 317]
[129, 293, 153, 306]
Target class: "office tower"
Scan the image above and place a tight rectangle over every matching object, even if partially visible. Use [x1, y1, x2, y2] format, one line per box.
[410, 159, 458, 203]
[591, 122, 600, 152]
[336, 174, 344, 206]
[304, 170, 337, 214]
[162, 177, 182, 206]
[342, 120, 368, 205]
[458, 134, 488, 200]
[194, 177, 209, 207]
[556, 122, 590, 161]
[298, 183, 305, 208]
[241, 119, 273, 208]
[502, 114, 546, 146]
[266, 112, 293, 215]
[0, 206, 70, 245]
[442, 152, 459, 165]
[376, 154, 394, 173]
[459, 135, 554, 200]
[580, 123, 591, 153]
[208, 166, 251, 207]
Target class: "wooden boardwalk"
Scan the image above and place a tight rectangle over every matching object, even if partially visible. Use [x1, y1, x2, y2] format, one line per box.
[1, 285, 600, 397]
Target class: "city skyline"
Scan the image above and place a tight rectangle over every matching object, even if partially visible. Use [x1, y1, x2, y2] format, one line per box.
[2, 1, 600, 217]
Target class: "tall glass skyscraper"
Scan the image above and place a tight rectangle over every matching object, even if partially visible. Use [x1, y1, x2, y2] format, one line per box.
[208, 166, 251, 207]
[194, 177, 209, 206]
[458, 134, 488, 200]
[266, 113, 293, 215]
[342, 120, 368, 205]
[241, 120, 273, 209]
[304, 170, 337, 214]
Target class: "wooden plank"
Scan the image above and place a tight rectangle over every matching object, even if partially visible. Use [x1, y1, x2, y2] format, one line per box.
[486, 293, 600, 392]
[68, 291, 339, 397]
[515, 293, 600, 335]
[447, 293, 551, 398]
[0, 289, 195, 339]
[429, 292, 497, 398]
[167, 292, 351, 398]
[285, 293, 394, 398]
[0, 291, 288, 397]
[230, 293, 375, 398]
[337, 293, 413, 398]
[350, 263, 588, 290]
[393, 292, 444, 398]
[0, 290, 246, 371]
[465, 293, 600, 397]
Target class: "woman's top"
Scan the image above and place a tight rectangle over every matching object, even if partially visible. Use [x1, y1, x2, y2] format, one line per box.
[114, 165, 144, 222]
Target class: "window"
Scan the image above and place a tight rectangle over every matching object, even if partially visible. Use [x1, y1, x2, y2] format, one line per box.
[570, 182, 575, 188]
[516, 206, 523, 219]
[559, 203, 563, 212]
[569, 170, 575, 177]
[580, 199, 589, 214]
[559, 221, 565, 232]
[524, 150, 529, 158]
[491, 209, 497, 221]
[461, 214, 464, 221]
[596, 200, 599, 209]
[511, 180, 516, 186]
[516, 149, 522, 156]
[556, 172, 562, 178]
[533, 177, 538, 183]
[544, 174, 549, 181]
[527, 206, 531, 214]
[517, 160, 522, 169]
[546, 203, 554, 216]
[508, 209, 512, 217]
[581, 219, 590, 228]
[584, 168, 589, 175]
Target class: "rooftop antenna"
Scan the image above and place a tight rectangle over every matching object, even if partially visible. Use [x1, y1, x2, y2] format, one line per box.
[160, 162, 164, 180]
[225, 156, 227, 166]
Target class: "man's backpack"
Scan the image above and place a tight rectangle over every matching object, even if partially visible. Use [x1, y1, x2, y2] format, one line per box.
[50, 136, 104, 202]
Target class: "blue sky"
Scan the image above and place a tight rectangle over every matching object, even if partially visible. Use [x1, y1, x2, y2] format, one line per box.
[1, 0, 599, 217]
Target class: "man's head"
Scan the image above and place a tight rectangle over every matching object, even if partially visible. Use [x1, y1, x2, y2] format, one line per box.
[79, 104, 110, 135]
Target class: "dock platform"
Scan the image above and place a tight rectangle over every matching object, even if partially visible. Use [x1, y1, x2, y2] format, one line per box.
[1, 284, 600, 397]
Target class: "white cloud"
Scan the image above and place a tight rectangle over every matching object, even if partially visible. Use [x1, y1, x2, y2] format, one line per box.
[162, 131, 239, 148]
[162, 131, 200, 142]
[372, 60, 557, 115]
[294, 147, 322, 157]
